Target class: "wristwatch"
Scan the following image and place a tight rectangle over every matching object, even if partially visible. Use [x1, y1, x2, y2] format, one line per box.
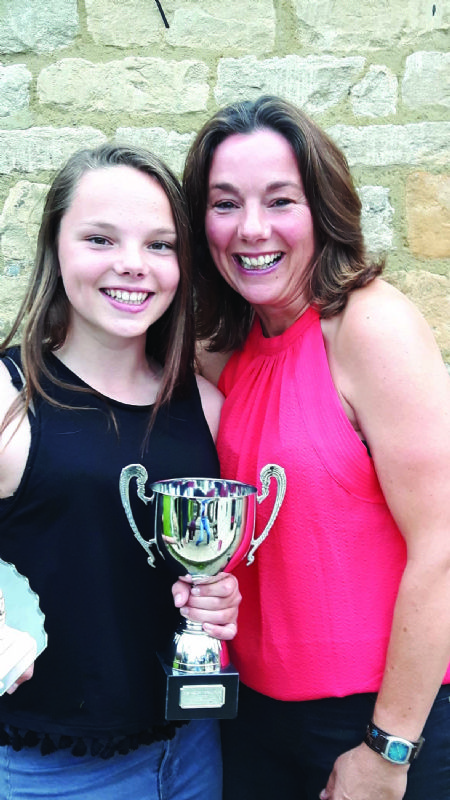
[364, 720, 425, 765]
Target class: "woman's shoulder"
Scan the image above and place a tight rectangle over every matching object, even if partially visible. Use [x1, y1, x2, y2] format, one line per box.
[196, 341, 233, 387]
[323, 278, 437, 364]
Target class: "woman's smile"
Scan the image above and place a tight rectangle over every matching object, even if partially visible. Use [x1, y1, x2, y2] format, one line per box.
[205, 128, 316, 335]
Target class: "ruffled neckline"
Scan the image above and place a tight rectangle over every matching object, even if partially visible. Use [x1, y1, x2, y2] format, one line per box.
[248, 306, 320, 356]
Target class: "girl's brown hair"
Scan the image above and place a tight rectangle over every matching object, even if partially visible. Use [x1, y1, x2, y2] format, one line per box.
[1, 143, 194, 434]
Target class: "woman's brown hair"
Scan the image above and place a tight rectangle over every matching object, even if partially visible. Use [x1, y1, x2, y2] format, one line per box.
[183, 95, 383, 351]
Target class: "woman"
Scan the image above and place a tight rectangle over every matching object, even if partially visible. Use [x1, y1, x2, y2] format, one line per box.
[0, 143, 240, 799]
[183, 96, 450, 800]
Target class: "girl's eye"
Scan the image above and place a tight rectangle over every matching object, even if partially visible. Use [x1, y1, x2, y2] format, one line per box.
[149, 241, 175, 251]
[87, 235, 111, 246]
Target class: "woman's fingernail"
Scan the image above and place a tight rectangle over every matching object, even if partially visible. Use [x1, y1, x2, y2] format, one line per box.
[174, 593, 183, 605]
[179, 607, 189, 618]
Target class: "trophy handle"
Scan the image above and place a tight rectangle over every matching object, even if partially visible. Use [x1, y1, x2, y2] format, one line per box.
[246, 463, 286, 566]
[119, 464, 156, 567]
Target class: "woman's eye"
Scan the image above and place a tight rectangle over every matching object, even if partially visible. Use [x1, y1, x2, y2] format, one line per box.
[271, 198, 292, 207]
[213, 200, 237, 211]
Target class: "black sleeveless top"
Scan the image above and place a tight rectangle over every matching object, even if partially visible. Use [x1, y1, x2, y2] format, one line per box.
[0, 348, 220, 756]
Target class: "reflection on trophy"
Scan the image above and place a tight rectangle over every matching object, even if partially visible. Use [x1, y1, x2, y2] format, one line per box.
[119, 467, 286, 720]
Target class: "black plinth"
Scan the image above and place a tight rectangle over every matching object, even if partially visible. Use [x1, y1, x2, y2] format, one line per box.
[157, 653, 239, 720]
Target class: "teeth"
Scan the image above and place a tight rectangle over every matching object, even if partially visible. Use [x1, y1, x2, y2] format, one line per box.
[104, 289, 149, 305]
[239, 253, 282, 269]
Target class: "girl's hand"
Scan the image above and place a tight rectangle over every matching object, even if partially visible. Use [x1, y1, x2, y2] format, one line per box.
[172, 572, 241, 640]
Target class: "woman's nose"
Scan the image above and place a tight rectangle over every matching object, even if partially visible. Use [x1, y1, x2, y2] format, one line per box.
[237, 205, 270, 241]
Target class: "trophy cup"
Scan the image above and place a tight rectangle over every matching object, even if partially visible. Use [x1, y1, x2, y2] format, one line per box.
[119, 465, 286, 720]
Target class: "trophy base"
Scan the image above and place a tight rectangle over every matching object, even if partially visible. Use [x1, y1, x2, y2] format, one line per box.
[157, 654, 239, 720]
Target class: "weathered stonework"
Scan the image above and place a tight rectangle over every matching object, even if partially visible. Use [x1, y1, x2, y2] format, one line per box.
[0, 181, 48, 276]
[215, 56, 366, 113]
[359, 186, 395, 254]
[329, 123, 450, 167]
[351, 66, 398, 118]
[0, 274, 32, 339]
[114, 128, 195, 177]
[0, 128, 107, 175]
[406, 173, 450, 259]
[0, 64, 32, 120]
[38, 58, 210, 114]
[402, 51, 450, 111]
[85, 0, 172, 46]
[166, 0, 276, 54]
[292, 0, 449, 51]
[0, 0, 78, 54]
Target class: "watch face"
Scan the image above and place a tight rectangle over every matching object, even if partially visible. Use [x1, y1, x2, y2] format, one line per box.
[386, 740, 411, 763]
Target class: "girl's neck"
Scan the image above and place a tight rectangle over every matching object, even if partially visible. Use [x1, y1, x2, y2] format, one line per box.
[54, 332, 162, 406]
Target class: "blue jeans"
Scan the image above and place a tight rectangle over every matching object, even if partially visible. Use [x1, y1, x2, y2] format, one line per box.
[0, 719, 222, 799]
[221, 684, 450, 800]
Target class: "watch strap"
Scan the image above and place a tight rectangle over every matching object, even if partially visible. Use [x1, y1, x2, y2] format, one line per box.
[364, 720, 424, 765]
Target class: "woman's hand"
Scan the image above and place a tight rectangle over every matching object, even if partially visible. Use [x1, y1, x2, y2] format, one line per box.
[320, 744, 408, 800]
[171, 572, 241, 640]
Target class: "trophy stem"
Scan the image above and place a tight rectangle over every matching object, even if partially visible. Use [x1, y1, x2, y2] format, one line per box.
[169, 618, 230, 673]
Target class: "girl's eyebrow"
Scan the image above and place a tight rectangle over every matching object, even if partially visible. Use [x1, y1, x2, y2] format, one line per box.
[78, 221, 177, 237]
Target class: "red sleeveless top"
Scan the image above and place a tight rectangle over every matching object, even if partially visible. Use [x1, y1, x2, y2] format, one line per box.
[218, 307, 450, 700]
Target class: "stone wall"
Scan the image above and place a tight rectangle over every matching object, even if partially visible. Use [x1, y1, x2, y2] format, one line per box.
[0, 0, 449, 357]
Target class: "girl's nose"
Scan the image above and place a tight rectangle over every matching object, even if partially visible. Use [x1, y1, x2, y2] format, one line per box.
[114, 245, 147, 277]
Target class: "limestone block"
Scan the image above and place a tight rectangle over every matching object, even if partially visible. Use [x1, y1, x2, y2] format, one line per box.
[0, 274, 31, 339]
[328, 123, 450, 167]
[0, 0, 78, 54]
[406, 173, 450, 259]
[402, 51, 450, 110]
[166, 0, 275, 54]
[0, 65, 32, 118]
[351, 66, 398, 118]
[388, 269, 450, 361]
[0, 128, 107, 175]
[358, 186, 394, 254]
[38, 58, 209, 114]
[292, 0, 449, 51]
[85, 0, 173, 46]
[115, 128, 195, 177]
[215, 55, 365, 113]
[0, 181, 48, 276]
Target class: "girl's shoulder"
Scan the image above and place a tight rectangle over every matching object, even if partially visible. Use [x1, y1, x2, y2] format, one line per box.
[0, 352, 31, 500]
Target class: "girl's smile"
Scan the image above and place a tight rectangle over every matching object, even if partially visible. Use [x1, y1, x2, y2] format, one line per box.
[57, 164, 180, 347]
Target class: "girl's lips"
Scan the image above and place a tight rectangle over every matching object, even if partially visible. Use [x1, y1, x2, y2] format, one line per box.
[102, 288, 150, 305]
[101, 288, 153, 312]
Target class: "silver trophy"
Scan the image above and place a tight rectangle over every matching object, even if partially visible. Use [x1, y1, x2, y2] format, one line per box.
[119, 466, 286, 719]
